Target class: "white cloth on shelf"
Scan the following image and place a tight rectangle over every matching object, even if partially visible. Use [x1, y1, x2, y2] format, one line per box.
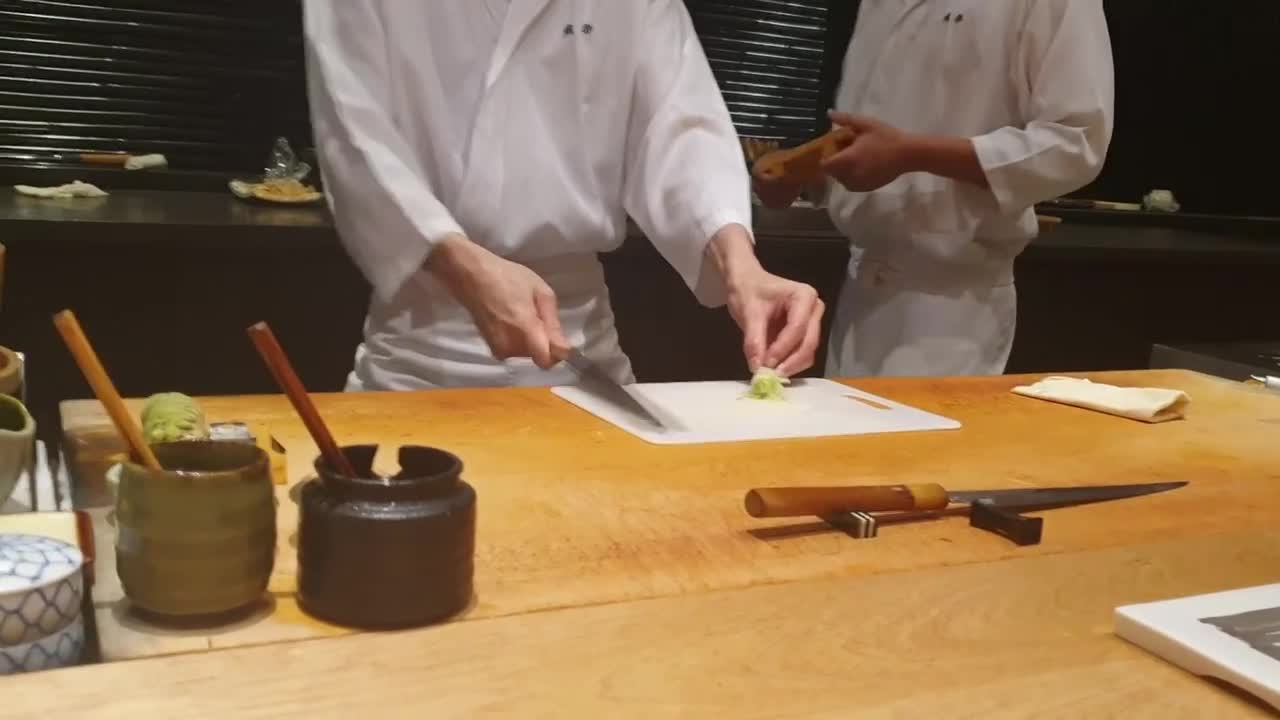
[1011, 376, 1190, 423]
[125, 154, 168, 170]
[14, 181, 108, 199]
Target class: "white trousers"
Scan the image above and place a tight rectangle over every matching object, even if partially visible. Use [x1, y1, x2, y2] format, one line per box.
[825, 255, 1018, 378]
[346, 254, 634, 391]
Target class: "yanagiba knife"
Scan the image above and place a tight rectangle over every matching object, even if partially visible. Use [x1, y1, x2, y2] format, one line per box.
[562, 348, 668, 430]
[744, 481, 1187, 546]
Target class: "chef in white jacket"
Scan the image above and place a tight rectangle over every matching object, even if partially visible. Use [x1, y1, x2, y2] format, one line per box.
[756, 0, 1114, 377]
[302, 1, 824, 391]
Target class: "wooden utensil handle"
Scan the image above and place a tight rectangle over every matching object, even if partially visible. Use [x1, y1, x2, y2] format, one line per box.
[78, 153, 131, 166]
[752, 127, 855, 184]
[246, 322, 357, 479]
[52, 310, 162, 470]
[744, 484, 950, 518]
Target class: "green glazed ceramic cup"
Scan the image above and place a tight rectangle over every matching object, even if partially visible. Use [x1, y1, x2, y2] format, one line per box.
[0, 394, 34, 508]
[115, 441, 276, 617]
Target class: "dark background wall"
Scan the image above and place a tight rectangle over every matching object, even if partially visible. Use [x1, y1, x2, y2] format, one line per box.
[1079, 1, 1280, 217]
[0, 1, 310, 172]
[1, 1, 1278, 217]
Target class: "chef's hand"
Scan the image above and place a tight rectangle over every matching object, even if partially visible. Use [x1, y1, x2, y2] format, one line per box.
[710, 226, 825, 377]
[822, 112, 914, 192]
[750, 156, 831, 210]
[428, 234, 569, 369]
[751, 165, 807, 210]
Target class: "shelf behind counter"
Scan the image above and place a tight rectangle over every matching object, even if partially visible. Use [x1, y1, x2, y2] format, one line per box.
[0, 188, 1276, 444]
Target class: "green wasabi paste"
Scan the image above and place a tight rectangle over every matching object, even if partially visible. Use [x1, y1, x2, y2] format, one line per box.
[141, 392, 209, 443]
[745, 367, 790, 401]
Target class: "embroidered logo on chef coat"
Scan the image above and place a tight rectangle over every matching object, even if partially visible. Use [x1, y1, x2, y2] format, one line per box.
[563, 23, 593, 36]
[942, 11, 965, 22]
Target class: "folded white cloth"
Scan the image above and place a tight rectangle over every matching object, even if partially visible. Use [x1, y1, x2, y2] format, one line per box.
[1011, 376, 1190, 423]
[125, 153, 167, 170]
[14, 180, 108, 198]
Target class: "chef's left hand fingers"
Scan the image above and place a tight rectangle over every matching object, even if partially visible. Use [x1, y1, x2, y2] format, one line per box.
[776, 298, 825, 377]
[740, 304, 768, 372]
[763, 287, 820, 370]
[827, 111, 877, 132]
[821, 142, 859, 177]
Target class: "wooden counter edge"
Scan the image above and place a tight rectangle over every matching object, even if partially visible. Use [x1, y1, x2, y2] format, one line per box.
[54, 368, 1241, 413]
[6, 527, 1277, 718]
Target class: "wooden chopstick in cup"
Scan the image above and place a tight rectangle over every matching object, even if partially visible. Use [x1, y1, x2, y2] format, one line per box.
[52, 309, 161, 470]
[246, 321, 357, 478]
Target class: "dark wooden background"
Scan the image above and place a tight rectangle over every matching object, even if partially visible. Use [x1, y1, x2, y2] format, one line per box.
[1, 1, 1278, 216]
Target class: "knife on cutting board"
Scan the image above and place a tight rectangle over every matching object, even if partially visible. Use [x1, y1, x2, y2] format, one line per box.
[745, 481, 1187, 545]
[561, 348, 669, 430]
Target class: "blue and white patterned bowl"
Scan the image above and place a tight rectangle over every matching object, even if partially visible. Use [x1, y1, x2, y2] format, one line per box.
[0, 614, 84, 674]
[0, 534, 84, 646]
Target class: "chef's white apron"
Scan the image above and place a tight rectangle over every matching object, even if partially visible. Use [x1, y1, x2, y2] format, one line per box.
[345, 253, 634, 391]
[824, 246, 1017, 378]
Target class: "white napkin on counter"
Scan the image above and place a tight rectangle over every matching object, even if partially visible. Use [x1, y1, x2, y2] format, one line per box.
[14, 180, 108, 198]
[1011, 376, 1190, 423]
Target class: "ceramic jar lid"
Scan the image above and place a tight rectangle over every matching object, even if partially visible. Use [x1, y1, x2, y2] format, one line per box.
[0, 534, 85, 647]
[0, 534, 83, 591]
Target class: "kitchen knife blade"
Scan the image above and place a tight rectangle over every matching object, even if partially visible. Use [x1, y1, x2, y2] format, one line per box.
[947, 481, 1186, 512]
[562, 348, 667, 430]
[744, 481, 1186, 519]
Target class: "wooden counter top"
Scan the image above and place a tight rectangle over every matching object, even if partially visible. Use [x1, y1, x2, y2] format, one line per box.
[8, 528, 1278, 717]
[56, 370, 1280, 656]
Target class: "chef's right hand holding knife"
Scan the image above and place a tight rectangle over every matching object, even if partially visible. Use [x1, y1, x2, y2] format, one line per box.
[427, 233, 570, 372]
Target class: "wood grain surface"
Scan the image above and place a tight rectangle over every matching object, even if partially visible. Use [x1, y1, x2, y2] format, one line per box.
[8, 528, 1278, 718]
[58, 370, 1280, 663]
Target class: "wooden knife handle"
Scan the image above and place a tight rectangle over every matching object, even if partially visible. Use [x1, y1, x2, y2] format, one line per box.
[744, 484, 950, 518]
[752, 127, 856, 184]
[78, 153, 130, 166]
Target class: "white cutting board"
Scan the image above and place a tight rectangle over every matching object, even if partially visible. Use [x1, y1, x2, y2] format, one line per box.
[1115, 584, 1280, 711]
[551, 379, 960, 445]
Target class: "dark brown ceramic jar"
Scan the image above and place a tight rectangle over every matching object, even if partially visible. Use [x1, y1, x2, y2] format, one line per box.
[296, 445, 476, 629]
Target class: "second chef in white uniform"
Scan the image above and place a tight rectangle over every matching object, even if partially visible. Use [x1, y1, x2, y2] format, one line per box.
[303, 0, 825, 391]
[758, 0, 1114, 377]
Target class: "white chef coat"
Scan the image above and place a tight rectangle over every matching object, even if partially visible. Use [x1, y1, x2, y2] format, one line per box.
[824, 0, 1114, 377]
[302, 0, 752, 390]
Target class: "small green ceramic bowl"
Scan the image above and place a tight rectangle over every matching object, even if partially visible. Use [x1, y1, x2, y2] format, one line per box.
[114, 441, 276, 618]
[0, 394, 34, 508]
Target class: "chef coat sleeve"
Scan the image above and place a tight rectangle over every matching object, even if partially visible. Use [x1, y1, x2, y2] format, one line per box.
[970, 0, 1115, 217]
[302, 1, 466, 303]
[622, 0, 754, 308]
